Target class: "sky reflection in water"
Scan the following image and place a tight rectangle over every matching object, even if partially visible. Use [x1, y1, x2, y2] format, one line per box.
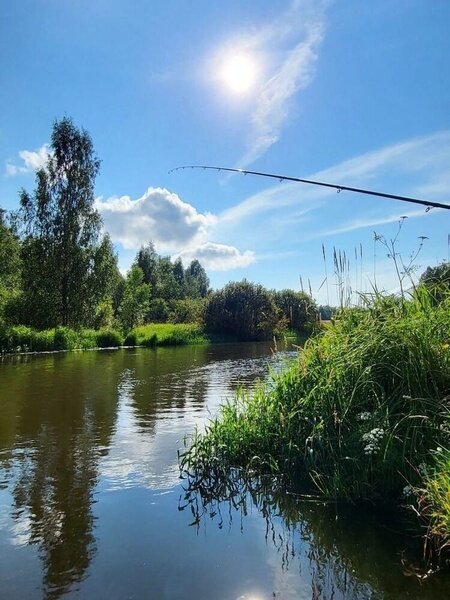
[0, 344, 449, 599]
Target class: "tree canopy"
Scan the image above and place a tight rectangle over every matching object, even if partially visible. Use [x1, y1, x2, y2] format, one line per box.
[18, 117, 115, 328]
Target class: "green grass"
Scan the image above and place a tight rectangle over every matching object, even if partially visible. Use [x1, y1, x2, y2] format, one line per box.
[181, 289, 450, 511]
[124, 322, 209, 347]
[0, 325, 124, 353]
[416, 447, 450, 553]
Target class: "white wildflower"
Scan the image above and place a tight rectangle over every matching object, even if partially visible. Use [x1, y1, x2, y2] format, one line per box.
[357, 412, 371, 422]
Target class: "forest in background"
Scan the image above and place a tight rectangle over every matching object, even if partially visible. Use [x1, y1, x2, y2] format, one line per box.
[0, 117, 317, 352]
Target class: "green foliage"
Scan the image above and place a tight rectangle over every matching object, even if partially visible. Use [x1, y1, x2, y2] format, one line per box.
[416, 448, 450, 550]
[168, 298, 205, 323]
[95, 328, 124, 348]
[86, 234, 122, 327]
[125, 323, 207, 347]
[18, 117, 119, 329]
[147, 298, 169, 323]
[155, 257, 180, 300]
[0, 325, 123, 353]
[136, 242, 159, 292]
[273, 289, 317, 332]
[420, 261, 450, 304]
[185, 259, 209, 298]
[119, 265, 150, 331]
[204, 280, 283, 341]
[183, 288, 450, 506]
[53, 326, 80, 350]
[0, 212, 22, 325]
[134, 244, 209, 302]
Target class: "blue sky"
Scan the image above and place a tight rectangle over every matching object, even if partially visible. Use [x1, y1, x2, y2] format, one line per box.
[1, 0, 449, 303]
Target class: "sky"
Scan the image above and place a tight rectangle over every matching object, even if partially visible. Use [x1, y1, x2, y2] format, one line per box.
[1, 0, 449, 304]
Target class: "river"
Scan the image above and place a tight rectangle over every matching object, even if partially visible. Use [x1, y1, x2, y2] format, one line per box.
[0, 343, 448, 599]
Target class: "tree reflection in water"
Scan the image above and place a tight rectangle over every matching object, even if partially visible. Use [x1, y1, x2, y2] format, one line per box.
[1, 352, 120, 599]
[179, 468, 449, 600]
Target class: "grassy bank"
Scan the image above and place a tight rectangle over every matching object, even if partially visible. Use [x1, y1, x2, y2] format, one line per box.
[0, 322, 210, 353]
[0, 321, 294, 354]
[181, 289, 450, 553]
[0, 325, 124, 353]
[124, 323, 208, 347]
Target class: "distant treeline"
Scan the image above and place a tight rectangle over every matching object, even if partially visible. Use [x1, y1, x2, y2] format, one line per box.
[0, 117, 317, 344]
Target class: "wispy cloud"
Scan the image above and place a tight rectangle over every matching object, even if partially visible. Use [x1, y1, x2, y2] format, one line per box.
[308, 208, 430, 239]
[221, 130, 450, 225]
[233, 1, 327, 168]
[5, 144, 50, 176]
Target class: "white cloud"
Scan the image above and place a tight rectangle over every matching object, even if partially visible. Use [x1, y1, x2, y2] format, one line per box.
[179, 242, 255, 271]
[96, 187, 216, 252]
[97, 187, 256, 272]
[5, 144, 50, 176]
[233, 0, 327, 168]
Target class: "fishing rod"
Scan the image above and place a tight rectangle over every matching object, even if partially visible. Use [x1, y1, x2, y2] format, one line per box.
[169, 165, 450, 211]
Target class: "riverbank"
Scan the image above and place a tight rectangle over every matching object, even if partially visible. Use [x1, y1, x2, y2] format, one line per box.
[0, 322, 302, 354]
[181, 288, 450, 560]
[0, 323, 210, 354]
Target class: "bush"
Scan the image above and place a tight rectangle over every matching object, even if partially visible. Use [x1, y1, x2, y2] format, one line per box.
[123, 331, 137, 346]
[32, 329, 55, 351]
[168, 298, 205, 324]
[95, 328, 124, 348]
[126, 323, 207, 347]
[53, 326, 80, 350]
[273, 289, 317, 332]
[204, 280, 282, 341]
[0, 325, 34, 352]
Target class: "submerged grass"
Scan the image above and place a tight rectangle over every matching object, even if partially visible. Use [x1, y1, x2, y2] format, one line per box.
[124, 322, 208, 347]
[181, 288, 450, 551]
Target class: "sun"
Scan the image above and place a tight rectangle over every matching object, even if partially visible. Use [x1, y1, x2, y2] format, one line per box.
[221, 53, 257, 94]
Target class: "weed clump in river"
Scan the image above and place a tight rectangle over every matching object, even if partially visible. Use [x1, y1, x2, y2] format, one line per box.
[181, 287, 450, 547]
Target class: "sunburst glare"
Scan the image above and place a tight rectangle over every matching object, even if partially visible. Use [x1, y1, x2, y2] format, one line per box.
[221, 52, 257, 94]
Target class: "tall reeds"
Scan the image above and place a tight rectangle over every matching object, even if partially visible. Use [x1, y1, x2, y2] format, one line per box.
[181, 287, 450, 507]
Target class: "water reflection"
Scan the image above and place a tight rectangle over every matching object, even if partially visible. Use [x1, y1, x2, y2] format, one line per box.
[0, 343, 293, 598]
[4, 343, 446, 599]
[0, 352, 121, 598]
[179, 470, 450, 599]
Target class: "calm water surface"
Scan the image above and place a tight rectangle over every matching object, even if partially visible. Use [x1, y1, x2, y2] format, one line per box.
[0, 343, 448, 599]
